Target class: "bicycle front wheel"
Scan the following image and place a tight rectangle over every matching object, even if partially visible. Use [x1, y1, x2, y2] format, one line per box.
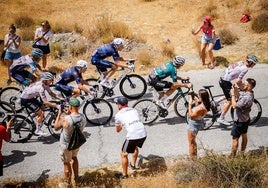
[83, 98, 113, 126]
[174, 95, 189, 118]
[119, 74, 147, 99]
[230, 99, 262, 125]
[47, 113, 61, 140]
[132, 99, 159, 125]
[0, 101, 16, 122]
[0, 86, 23, 112]
[85, 78, 106, 98]
[5, 114, 33, 143]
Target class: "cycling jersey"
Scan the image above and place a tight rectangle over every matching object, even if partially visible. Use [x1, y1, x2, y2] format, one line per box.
[149, 61, 177, 82]
[91, 43, 120, 63]
[56, 66, 83, 85]
[10, 55, 39, 73]
[20, 80, 51, 102]
[222, 61, 248, 81]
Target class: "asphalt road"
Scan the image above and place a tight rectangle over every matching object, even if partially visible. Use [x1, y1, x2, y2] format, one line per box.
[1, 64, 268, 181]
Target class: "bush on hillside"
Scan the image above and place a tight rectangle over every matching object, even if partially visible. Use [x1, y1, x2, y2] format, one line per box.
[161, 41, 175, 58]
[218, 28, 238, 45]
[252, 13, 268, 33]
[14, 15, 34, 28]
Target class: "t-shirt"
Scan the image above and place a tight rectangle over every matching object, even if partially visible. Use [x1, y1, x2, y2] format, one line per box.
[34, 27, 52, 46]
[150, 61, 177, 82]
[222, 61, 248, 82]
[233, 91, 254, 122]
[5, 34, 20, 53]
[20, 80, 51, 102]
[115, 107, 147, 140]
[91, 43, 120, 62]
[10, 55, 39, 72]
[56, 66, 83, 85]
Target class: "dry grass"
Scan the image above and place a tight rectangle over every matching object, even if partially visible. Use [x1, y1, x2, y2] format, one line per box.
[252, 13, 268, 33]
[218, 28, 238, 45]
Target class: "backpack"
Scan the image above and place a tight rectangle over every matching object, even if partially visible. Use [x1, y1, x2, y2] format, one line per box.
[67, 115, 86, 151]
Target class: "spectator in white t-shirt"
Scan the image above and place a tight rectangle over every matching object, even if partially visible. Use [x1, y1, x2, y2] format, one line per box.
[114, 96, 147, 179]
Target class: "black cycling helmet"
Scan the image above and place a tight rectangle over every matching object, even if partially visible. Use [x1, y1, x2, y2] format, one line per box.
[173, 56, 185, 66]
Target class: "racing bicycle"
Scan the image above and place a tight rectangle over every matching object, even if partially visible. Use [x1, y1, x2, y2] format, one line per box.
[86, 59, 147, 99]
[0, 100, 16, 122]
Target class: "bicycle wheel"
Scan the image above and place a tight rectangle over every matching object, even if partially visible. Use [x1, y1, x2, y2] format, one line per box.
[174, 95, 189, 118]
[230, 99, 262, 125]
[83, 98, 113, 126]
[119, 74, 147, 99]
[85, 78, 106, 98]
[47, 113, 61, 140]
[0, 86, 23, 112]
[5, 114, 33, 143]
[132, 99, 159, 125]
[0, 101, 16, 122]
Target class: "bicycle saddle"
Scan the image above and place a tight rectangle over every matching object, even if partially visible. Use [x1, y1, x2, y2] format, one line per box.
[203, 85, 214, 89]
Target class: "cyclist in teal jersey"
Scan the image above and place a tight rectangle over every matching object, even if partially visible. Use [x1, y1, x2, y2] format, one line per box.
[148, 56, 192, 109]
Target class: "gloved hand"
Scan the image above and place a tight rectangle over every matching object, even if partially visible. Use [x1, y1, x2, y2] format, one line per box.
[128, 64, 135, 70]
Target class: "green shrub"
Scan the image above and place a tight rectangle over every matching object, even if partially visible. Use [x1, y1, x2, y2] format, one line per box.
[69, 43, 87, 57]
[219, 28, 238, 45]
[252, 13, 268, 33]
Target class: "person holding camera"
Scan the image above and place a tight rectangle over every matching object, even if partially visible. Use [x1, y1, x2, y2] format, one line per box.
[187, 89, 210, 158]
[0, 117, 14, 176]
[230, 78, 256, 157]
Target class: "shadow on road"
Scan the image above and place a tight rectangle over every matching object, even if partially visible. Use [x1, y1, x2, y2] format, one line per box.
[253, 117, 268, 127]
[3, 150, 37, 168]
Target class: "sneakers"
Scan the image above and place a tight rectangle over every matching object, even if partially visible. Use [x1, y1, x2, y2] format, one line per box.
[100, 80, 112, 88]
[129, 163, 139, 170]
[115, 173, 128, 179]
[216, 118, 231, 126]
[156, 100, 167, 109]
[34, 130, 49, 136]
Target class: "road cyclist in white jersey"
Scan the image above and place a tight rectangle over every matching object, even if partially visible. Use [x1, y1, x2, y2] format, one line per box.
[20, 72, 62, 136]
[217, 54, 258, 125]
[114, 96, 147, 179]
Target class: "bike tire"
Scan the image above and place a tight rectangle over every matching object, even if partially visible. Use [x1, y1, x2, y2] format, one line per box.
[174, 95, 189, 118]
[85, 78, 106, 98]
[119, 74, 147, 99]
[0, 101, 16, 122]
[230, 99, 262, 125]
[83, 98, 113, 126]
[47, 113, 61, 140]
[132, 98, 159, 125]
[4, 114, 33, 143]
[0, 86, 23, 112]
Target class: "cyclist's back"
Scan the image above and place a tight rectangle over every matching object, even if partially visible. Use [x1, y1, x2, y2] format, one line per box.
[56, 66, 82, 85]
[91, 43, 120, 62]
[222, 61, 248, 82]
[151, 61, 177, 82]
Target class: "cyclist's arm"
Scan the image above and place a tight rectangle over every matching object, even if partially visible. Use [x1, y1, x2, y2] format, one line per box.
[177, 76, 190, 81]
[77, 83, 92, 94]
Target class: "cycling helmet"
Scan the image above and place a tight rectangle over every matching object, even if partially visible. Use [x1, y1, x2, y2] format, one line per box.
[32, 48, 43, 58]
[173, 56, 185, 66]
[40, 72, 54, 81]
[76, 60, 88, 68]
[203, 16, 211, 23]
[246, 54, 258, 65]
[113, 38, 125, 46]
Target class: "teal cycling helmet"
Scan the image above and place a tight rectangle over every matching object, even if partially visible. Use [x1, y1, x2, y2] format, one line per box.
[32, 48, 43, 58]
[246, 54, 258, 65]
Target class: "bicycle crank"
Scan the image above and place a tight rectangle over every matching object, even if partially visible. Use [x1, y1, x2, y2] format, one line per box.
[159, 109, 168, 118]
[105, 88, 114, 97]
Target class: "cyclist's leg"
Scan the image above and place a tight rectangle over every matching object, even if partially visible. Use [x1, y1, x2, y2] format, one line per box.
[10, 69, 30, 86]
[94, 59, 114, 80]
[55, 83, 74, 97]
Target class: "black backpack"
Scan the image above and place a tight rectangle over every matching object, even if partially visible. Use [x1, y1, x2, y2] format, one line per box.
[67, 115, 86, 151]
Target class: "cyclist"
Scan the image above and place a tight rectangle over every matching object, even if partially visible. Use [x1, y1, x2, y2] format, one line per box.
[20, 72, 61, 136]
[217, 54, 258, 125]
[91, 38, 134, 88]
[10, 48, 43, 86]
[55, 60, 94, 97]
[148, 56, 193, 109]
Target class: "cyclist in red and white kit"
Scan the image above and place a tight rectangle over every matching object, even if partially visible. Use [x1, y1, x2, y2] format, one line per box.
[217, 54, 258, 125]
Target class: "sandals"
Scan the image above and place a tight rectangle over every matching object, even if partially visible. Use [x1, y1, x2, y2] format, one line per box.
[209, 64, 215, 69]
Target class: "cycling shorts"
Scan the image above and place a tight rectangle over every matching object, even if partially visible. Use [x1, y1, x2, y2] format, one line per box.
[148, 76, 172, 92]
[20, 97, 42, 113]
[122, 137, 146, 154]
[91, 57, 114, 73]
[55, 83, 74, 97]
[10, 69, 33, 86]
[219, 78, 232, 101]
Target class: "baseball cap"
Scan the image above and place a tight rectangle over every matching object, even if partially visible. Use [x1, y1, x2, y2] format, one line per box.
[68, 98, 80, 107]
[114, 96, 128, 106]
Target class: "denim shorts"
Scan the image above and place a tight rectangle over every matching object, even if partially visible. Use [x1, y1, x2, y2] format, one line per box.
[187, 117, 204, 133]
[201, 34, 215, 44]
[4, 51, 21, 60]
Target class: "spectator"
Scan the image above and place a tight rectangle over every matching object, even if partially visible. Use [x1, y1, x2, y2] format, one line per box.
[33, 20, 52, 70]
[230, 78, 256, 157]
[192, 16, 216, 69]
[187, 89, 210, 158]
[0, 117, 14, 176]
[3, 24, 22, 85]
[217, 54, 258, 125]
[114, 96, 147, 179]
[54, 98, 87, 187]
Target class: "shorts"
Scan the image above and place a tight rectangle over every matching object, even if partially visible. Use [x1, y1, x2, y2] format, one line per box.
[60, 144, 80, 163]
[55, 83, 74, 97]
[231, 120, 250, 138]
[219, 78, 232, 101]
[10, 69, 33, 86]
[122, 137, 146, 154]
[35, 44, 50, 54]
[201, 34, 215, 44]
[91, 56, 114, 73]
[148, 76, 172, 92]
[4, 51, 21, 61]
[187, 117, 204, 133]
[20, 98, 42, 113]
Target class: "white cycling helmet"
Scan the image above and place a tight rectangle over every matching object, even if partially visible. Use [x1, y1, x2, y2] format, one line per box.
[173, 56, 185, 66]
[76, 60, 88, 68]
[113, 38, 125, 46]
[246, 54, 258, 65]
[40, 72, 54, 81]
